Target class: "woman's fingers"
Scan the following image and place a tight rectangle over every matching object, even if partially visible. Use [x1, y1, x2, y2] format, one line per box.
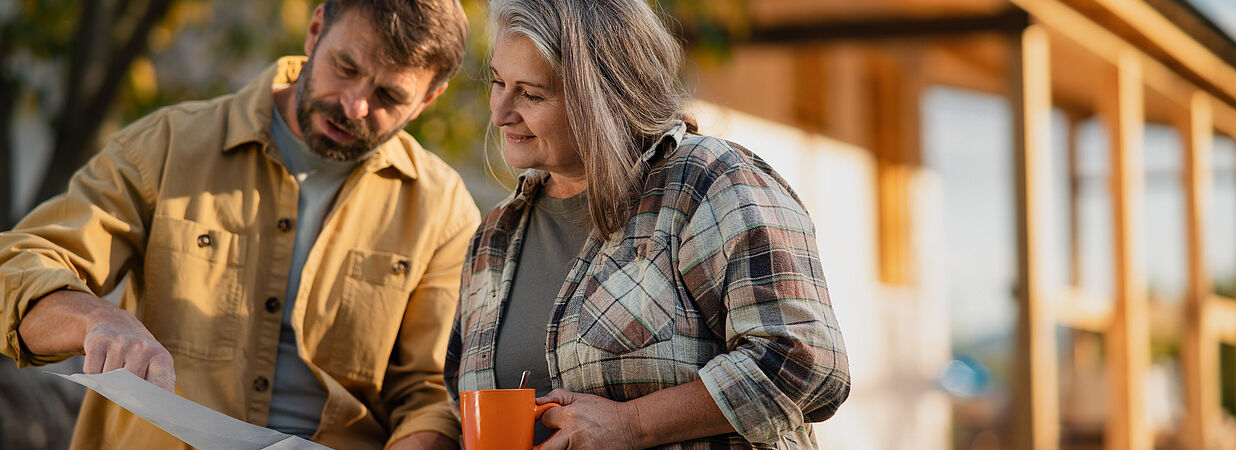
[537, 388, 577, 405]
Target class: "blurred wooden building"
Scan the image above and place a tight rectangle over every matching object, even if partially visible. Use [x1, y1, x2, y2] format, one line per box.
[685, 0, 1236, 449]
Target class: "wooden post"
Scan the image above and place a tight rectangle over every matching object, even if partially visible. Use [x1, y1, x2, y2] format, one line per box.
[1098, 51, 1150, 450]
[1066, 113, 1083, 287]
[1011, 24, 1059, 450]
[868, 48, 922, 286]
[1179, 90, 1216, 450]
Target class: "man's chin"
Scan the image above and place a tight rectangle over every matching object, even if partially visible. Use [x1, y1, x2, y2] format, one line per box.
[306, 135, 373, 162]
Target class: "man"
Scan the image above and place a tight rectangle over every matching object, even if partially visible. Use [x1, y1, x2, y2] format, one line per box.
[0, 1, 478, 448]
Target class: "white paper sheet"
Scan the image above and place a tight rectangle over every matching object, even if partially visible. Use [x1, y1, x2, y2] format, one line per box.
[50, 369, 329, 450]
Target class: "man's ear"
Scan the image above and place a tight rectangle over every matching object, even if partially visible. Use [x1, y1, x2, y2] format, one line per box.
[304, 4, 327, 57]
[422, 82, 449, 107]
[408, 82, 450, 121]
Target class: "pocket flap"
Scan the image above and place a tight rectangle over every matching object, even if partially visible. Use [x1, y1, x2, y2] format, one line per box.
[148, 216, 244, 265]
[346, 249, 418, 287]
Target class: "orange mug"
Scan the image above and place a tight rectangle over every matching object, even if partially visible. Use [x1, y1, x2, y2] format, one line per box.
[460, 389, 560, 450]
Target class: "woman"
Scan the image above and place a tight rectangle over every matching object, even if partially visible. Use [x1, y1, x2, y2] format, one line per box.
[445, 0, 850, 448]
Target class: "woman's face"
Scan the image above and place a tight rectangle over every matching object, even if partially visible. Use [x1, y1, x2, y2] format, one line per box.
[489, 32, 585, 184]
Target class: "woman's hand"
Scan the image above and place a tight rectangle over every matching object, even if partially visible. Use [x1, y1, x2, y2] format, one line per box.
[535, 389, 645, 450]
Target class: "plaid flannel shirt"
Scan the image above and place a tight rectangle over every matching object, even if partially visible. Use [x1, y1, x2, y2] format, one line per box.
[445, 122, 850, 448]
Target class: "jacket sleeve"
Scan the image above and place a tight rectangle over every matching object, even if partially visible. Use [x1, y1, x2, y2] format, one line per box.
[382, 179, 480, 446]
[1, 133, 159, 367]
[676, 145, 850, 444]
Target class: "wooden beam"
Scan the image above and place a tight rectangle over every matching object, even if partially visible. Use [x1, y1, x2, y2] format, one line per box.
[1213, 97, 1236, 140]
[1099, 50, 1150, 450]
[1056, 287, 1112, 333]
[743, 9, 1029, 44]
[1178, 89, 1218, 450]
[1011, 24, 1060, 450]
[1009, 0, 1230, 124]
[1210, 298, 1236, 344]
[1074, 0, 1236, 116]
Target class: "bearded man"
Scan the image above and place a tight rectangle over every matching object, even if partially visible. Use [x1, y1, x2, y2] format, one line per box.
[0, 1, 478, 449]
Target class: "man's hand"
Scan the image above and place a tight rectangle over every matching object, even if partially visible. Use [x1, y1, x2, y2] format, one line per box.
[19, 290, 176, 392]
[535, 389, 644, 450]
[387, 431, 458, 450]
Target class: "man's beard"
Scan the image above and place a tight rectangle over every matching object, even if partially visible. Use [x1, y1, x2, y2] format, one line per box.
[294, 56, 402, 162]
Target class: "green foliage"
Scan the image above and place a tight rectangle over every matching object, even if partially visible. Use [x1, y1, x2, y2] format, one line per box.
[4, 0, 749, 205]
[5, 0, 77, 57]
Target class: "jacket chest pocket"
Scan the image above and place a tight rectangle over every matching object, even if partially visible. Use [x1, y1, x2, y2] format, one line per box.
[576, 243, 676, 355]
[320, 249, 418, 381]
[141, 216, 245, 360]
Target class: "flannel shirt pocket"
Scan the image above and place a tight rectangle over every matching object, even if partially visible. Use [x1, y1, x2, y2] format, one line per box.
[578, 243, 676, 354]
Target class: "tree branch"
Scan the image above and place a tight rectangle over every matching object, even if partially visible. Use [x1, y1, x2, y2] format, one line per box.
[36, 0, 175, 205]
[62, 0, 102, 119]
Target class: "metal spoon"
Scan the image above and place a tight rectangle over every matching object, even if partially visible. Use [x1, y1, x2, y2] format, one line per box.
[518, 370, 531, 389]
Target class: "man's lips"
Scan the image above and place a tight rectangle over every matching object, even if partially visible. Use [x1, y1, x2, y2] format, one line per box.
[318, 114, 356, 142]
[505, 132, 534, 144]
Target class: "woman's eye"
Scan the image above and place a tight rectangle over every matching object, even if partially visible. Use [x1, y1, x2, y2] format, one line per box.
[521, 92, 543, 102]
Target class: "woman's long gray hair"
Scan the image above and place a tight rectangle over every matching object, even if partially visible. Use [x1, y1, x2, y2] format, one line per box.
[489, 0, 692, 237]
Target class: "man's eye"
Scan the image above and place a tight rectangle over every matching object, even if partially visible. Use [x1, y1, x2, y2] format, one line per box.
[377, 89, 399, 105]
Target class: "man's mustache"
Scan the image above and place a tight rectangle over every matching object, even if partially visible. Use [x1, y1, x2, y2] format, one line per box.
[310, 100, 372, 141]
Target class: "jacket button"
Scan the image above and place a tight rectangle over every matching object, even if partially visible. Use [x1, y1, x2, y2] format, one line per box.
[196, 234, 212, 247]
[392, 261, 409, 274]
[277, 218, 293, 232]
[265, 297, 281, 313]
[253, 376, 270, 392]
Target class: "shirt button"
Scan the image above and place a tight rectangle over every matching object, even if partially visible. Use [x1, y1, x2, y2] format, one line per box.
[277, 218, 293, 232]
[265, 297, 281, 313]
[392, 261, 409, 274]
[196, 234, 212, 247]
[253, 376, 270, 392]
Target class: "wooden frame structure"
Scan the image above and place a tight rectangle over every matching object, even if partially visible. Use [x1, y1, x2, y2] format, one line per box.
[691, 0, 1236, 448]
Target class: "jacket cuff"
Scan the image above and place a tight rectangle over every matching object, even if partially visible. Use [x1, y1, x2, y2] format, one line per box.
[2, 269, 92, 367]
[698, 352, 805, 444]
[385, 402, 461, 449]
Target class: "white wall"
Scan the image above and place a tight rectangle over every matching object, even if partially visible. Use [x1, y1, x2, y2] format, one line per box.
[690, 101, 952, 450]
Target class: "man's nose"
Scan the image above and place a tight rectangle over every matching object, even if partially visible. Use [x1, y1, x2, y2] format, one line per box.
[341, 87, 370, 120]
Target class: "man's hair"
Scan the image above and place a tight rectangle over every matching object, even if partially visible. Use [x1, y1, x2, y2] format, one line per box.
[322, 0, 469, 89]
[489, 0, 692, 237]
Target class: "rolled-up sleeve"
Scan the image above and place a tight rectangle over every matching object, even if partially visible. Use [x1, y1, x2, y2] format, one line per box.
[1, 135, 156, 367]
[678, 152, 850, 444]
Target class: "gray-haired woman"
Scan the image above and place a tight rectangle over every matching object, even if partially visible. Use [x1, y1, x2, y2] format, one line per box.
[444, 0, 850, 448]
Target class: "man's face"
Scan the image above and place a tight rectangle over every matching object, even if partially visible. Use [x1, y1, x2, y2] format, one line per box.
[295, 7, 445, 161]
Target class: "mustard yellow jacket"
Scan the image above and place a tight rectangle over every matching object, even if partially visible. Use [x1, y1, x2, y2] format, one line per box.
[0, 57, 480, 449]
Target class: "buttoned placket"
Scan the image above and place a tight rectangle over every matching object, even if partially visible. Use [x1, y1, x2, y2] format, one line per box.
[472, 193, 534, 391]
[293, 158, 369, 434]
[249, 143, 300, 423]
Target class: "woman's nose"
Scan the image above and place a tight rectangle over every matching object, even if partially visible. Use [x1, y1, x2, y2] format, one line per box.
[490, 94, 517, 127]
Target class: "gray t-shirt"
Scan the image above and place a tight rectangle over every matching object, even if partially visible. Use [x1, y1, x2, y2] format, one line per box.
[494, 189, 590, 444]
[267, 104, 356, 438]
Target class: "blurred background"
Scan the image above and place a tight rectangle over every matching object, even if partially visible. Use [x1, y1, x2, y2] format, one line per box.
[3, 0, 1236, 448]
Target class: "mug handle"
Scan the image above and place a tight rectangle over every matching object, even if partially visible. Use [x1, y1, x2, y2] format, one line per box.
[530, 402, 561, 450]
[533, 401, 560, 419]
